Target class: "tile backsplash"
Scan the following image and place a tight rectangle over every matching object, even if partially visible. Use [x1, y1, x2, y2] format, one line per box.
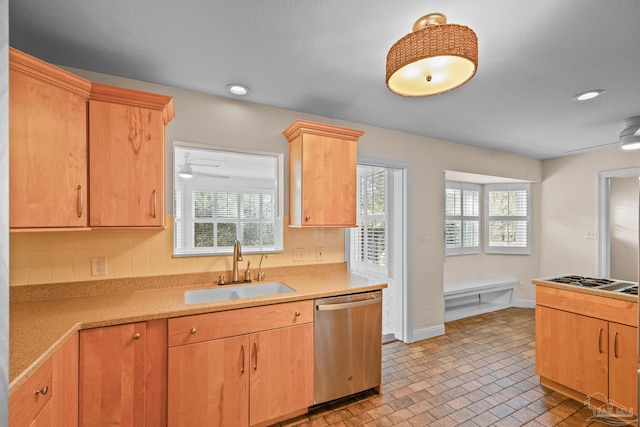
[10, 215, 345, 286]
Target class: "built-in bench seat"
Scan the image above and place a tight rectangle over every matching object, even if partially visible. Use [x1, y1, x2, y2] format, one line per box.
[444, 278, 518, 322]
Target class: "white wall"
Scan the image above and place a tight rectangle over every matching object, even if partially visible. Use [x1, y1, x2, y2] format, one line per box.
[65, 67, 543, 335]
[540, 147, 640, 278]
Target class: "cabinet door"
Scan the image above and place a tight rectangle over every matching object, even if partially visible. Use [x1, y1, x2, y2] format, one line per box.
[536, 306, 608, 397]
[609, 323, 638, 415]
[9, 69, 88, 228]
[168, 335, 250, 427]
[300, 135, 357, 227]
[89, 100, 165, 227]
[79, 322, 147, 426]
[249, 323, 314, 426]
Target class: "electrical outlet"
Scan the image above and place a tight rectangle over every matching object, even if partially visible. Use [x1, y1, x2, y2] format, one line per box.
[584, 230, 597, 239]
[420, 229, 430, 241]
[92, 256, 107, 276]
[293, 248, 304, 262]
[316, 247, 324, 261]
[518, 280, 525, 290]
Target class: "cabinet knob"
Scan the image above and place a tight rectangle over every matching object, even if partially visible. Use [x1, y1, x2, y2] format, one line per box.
[295, 311, 301, 317]
[191, 328, 197, 334]
[304, 215, 311, 221]
[133, 333, 141, 340]
[35, 385, 49, 396]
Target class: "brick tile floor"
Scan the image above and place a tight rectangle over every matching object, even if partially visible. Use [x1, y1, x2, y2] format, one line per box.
[273, 308, 636, 426]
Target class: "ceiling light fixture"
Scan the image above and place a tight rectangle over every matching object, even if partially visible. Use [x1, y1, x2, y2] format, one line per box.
[226, 84, 250, 96]
[620, 116, 640, 150]
[386, 13, 478, 97]
[178, 163, 194, 179]
[178, 153, 194, 179]
[571, 89, 605, 102]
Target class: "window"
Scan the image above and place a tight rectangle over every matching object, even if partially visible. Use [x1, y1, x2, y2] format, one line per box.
[173, 144, 283, 256]
[445, 181, 480, 255]
[350, 166, 389, 275]
[485, 183, 530, 254]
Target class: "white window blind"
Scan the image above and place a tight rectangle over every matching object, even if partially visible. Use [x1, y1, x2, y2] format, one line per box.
[175, 186, 280, 255]
[445, 181, 480, 255]
[351, 166, 389, 275]
[485, 183, 531, 254]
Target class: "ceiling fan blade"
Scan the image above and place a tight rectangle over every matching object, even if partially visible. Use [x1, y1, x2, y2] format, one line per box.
[193, 172, 230, 179]
[563, 141, 619, 154]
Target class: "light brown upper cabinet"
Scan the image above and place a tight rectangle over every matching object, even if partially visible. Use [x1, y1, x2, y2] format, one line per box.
[283, 120, 364, 227]
[9, 48, 91, 229]
[89, 83, 174, 228]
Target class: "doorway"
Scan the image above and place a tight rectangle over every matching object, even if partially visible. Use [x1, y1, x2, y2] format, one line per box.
[597, 167, 640, 280]
[346, 158, 410, 343]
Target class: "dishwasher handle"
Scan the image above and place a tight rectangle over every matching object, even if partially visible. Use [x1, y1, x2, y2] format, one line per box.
[316, 295, 381, 311]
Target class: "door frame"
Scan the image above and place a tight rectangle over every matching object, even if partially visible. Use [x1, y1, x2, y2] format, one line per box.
[345, 155, 413, 343]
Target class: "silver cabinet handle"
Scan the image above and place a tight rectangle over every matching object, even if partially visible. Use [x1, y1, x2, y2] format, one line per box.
[316, 296, 381, 311]
[253, 341, 258, 371]
[190, 328, 197, 334]
[77, 185, 83, 217]
[598, 328, 603, 354]
[133, 333, 141, 340]
[241, 344, 245, 374]
[35, 385, 49, 396]
[152, 189, 157, 218]
[614, 331, 619, 358]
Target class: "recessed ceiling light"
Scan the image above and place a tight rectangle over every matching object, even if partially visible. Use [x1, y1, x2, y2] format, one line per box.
[226, 84, 250, 96]
[571, 89, 604, 102]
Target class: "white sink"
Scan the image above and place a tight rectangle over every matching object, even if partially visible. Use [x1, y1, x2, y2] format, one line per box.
[185, 282, 295, 304]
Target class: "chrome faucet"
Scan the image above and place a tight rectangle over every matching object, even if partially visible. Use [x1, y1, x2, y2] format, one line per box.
[232, 240, 243, 283]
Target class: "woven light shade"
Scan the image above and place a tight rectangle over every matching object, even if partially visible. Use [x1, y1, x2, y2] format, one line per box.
[386, 13, 478, 96]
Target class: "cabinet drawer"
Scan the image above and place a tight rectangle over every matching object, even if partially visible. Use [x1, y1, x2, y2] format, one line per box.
[9, 358, 53, 427]
[169, 300, 313, 347]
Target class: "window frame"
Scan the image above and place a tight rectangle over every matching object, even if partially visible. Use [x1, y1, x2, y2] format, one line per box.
[484, 182, 531, 255]
[445, 181, 481, 256]
[173, 143, 284, 257]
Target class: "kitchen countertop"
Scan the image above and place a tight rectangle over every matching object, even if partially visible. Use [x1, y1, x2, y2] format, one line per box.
[533, 278, 638, 303]
[9, 265, 386, 394]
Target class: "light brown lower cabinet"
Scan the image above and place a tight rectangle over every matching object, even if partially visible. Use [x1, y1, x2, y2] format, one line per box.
[9, 333, 79, 427]
[79, 319, 167, 426]
[536, 287, 639, 416]
[167, 302, 314, 427]
[536, 305, 609, 396]
[168, 334, 250, 426]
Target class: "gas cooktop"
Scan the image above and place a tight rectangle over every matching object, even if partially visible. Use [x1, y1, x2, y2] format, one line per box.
[546, 275, 638, 295]
[547, 275, 616, 288]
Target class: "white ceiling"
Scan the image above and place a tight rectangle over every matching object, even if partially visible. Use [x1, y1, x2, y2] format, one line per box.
[8, 0, 640, 160]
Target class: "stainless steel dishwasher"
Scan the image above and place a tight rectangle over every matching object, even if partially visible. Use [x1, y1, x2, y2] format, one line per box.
[314, 290, 382, 405]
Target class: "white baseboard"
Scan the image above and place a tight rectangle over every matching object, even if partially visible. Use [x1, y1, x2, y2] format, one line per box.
[409, 324, 445, 343]
[514, 299, 536, 309]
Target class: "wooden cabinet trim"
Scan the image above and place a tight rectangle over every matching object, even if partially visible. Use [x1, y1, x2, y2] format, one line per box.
[168, 300, 314, 347]
[9, 48, 92, 97]
[283, 119, 364, 142]
[90, 82, 175, 125]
